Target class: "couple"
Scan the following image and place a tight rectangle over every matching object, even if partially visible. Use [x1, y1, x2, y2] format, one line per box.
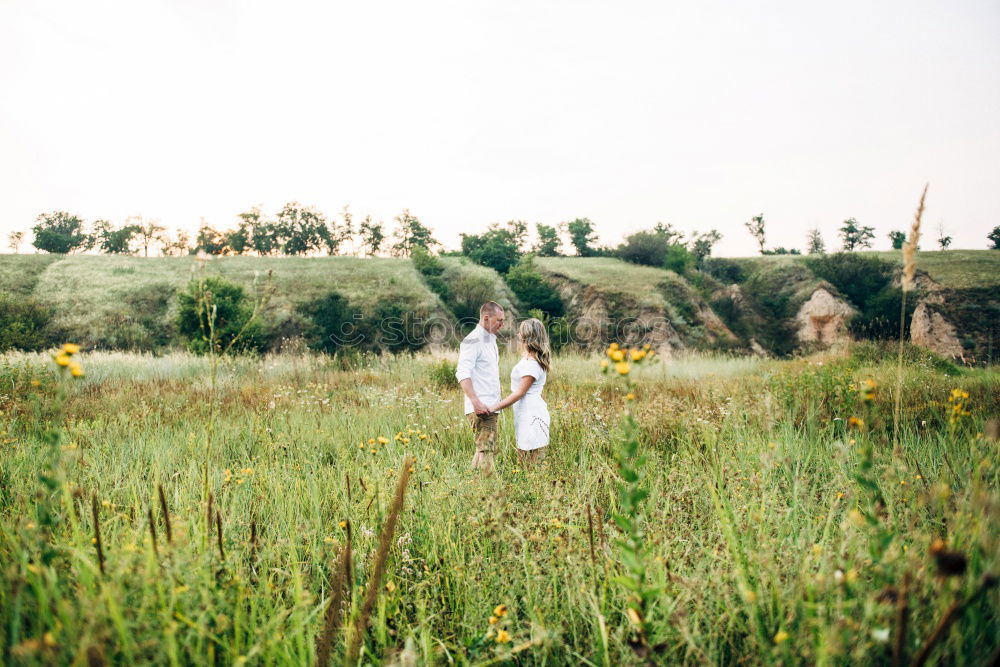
[455, 301, 551, 475]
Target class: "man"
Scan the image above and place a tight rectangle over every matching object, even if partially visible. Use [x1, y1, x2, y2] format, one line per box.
[455, 301, 505, 474]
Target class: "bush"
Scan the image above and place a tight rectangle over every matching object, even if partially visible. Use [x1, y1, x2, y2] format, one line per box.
[663, 243, 695, 275]
[504, 256, 564, 317]
[616, 231, 668, 267]
[448, 274, 497, 326]
[298, 290, 362, 354]
[701, 258, 746, 284]
[428, 358, 457, 388]
[807, 253, 909, 340]
[365, 297, 428, 353]
[460, 226, 521, 274]
[411, 247, 452, 307]
[0, 295, 54, 352]
[175, 276, 265, 355]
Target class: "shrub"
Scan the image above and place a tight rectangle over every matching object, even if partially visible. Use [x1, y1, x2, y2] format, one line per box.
[448, 274, 497, 325]
[806, 253, 909, 340]
[504, 256, 564, 317]
[616, 231, 668, 267]
[0, 295, 53, 352]
[411, 247, 452, 306]
[460, 225, 521, 274]
[663, 243, 695, 275]
[175, 276, 265, 355]
[298, 290, 362, 354]
[701, 258, 746, 284]
[365, 297, 428, 353]
[428, 358, 457, 388]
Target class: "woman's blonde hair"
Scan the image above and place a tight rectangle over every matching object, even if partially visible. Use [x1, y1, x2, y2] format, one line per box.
[518, 318, 551, 372]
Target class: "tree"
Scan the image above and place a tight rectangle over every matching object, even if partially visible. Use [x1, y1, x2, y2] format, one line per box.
[806, 228, 825, 254]
[653, 222, 685, 246]
[689, 229, 722, 268]
[888, 230, 906, 250]
[506, 220, 528, 251]
[274, 202, 328, 255]
[391, 209, 437, 257]
[93, 219, 140, 254]
[358, 216, 385, 256]
[839, 218, 875, 251]
[31, 211, 91, 254]
[224, 223, 251, 255]
[936, 223, 952, 250]
[7, 231, 24, 253]
[534, 223, 561, 256]
[460, 224, 521, 274]
[163, 229, 192, 256]
[744, 214, 766, 254]
[236, 207, 278, 256]
[989, 226, 1000, 249]
[196, 222, 229, 255]
[131, 217, 166, 257]
[323, 206, 354, 256]
[562, 217, 599, 257]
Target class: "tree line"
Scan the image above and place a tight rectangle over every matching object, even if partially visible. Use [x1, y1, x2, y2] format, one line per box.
[7, 207, 1000, 258]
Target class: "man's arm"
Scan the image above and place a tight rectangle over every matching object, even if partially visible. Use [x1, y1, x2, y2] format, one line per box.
[455, 340, 491, 414]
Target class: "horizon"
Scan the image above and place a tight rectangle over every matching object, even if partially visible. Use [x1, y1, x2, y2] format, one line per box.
[2, 1, 998, 256]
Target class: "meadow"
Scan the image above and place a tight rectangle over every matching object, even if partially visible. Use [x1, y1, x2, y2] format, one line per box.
[0, 342, 997, 665]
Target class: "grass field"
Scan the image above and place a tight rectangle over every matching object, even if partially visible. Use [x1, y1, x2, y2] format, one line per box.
[534, 257, 680, 310]
[1, 343, 997, 664]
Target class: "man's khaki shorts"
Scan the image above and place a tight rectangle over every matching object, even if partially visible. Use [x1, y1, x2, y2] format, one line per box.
[466, 412, 498, 454]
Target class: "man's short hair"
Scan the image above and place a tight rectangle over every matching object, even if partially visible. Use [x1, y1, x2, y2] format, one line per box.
[480, 301, 504, 317]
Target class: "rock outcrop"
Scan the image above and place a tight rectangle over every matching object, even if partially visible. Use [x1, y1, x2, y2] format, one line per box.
[795, 288, 856, 347]
[910, 302, 963, 358]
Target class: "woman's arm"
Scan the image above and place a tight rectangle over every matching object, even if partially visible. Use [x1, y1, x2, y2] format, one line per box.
[490, 375, 534, 412]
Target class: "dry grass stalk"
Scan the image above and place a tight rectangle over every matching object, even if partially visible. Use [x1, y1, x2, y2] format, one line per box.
[911, 574, 997, 666]
[902, 184, 927, 292]
[894, 183, 928, 455]
[316, 524, 353, 666]
[158, 484, 172, 545]
[586, 502, 596, 567]
[893, 572, 910, 666]
[345, 456, 414, 663]
[206, 492, 213, 550]
[91, 493, 105, 575]
[215, 510, 225, 561]
[147, 509, 159, 561]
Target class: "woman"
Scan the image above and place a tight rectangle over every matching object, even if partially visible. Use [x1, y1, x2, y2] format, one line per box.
[489, 318, 551, 465]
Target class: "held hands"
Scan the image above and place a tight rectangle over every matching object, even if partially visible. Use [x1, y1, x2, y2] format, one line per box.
[471, 397, 493, 415]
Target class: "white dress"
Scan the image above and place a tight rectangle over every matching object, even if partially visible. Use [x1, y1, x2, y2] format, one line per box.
[510, 356, 550, 451]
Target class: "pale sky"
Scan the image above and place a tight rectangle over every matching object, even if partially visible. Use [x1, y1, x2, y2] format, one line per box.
[1, 0, 998, 256]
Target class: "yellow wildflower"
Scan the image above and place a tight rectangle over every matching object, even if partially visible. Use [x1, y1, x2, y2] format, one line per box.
[495, 629, 511, 643]
[54, 353, 71, 367]
[493, 604, 507, 618]
[385, 581, 396, 593]
[377, 436, 389, 445]
[609, 349, 625, 362]
[368, 438, 375, 444]
[774, 630, 789, 644]
[338, 521, 347, 528]
[488, 615, 498, 625]
[626, 392, 635, 401]
[615, 361, 630, 376]
[62, 343, 81, 355]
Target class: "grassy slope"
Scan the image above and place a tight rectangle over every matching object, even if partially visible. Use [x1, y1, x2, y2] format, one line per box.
[730, 249, 1000, 289]
[533, 256, 679, 310]
[1, 254, 447, 349]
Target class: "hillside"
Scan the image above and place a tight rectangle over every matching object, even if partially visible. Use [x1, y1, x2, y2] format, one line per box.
[1, 250, 997, 362]
[1, 254, 451, 351]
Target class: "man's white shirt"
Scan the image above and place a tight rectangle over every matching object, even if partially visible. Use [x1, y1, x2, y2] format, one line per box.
[455, 323, 501, 415]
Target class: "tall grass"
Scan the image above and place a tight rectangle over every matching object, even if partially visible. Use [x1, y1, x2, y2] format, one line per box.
[0, 347, 997, 663]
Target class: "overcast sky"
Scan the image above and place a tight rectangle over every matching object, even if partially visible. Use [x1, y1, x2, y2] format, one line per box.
[1, 0, 998, 256]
